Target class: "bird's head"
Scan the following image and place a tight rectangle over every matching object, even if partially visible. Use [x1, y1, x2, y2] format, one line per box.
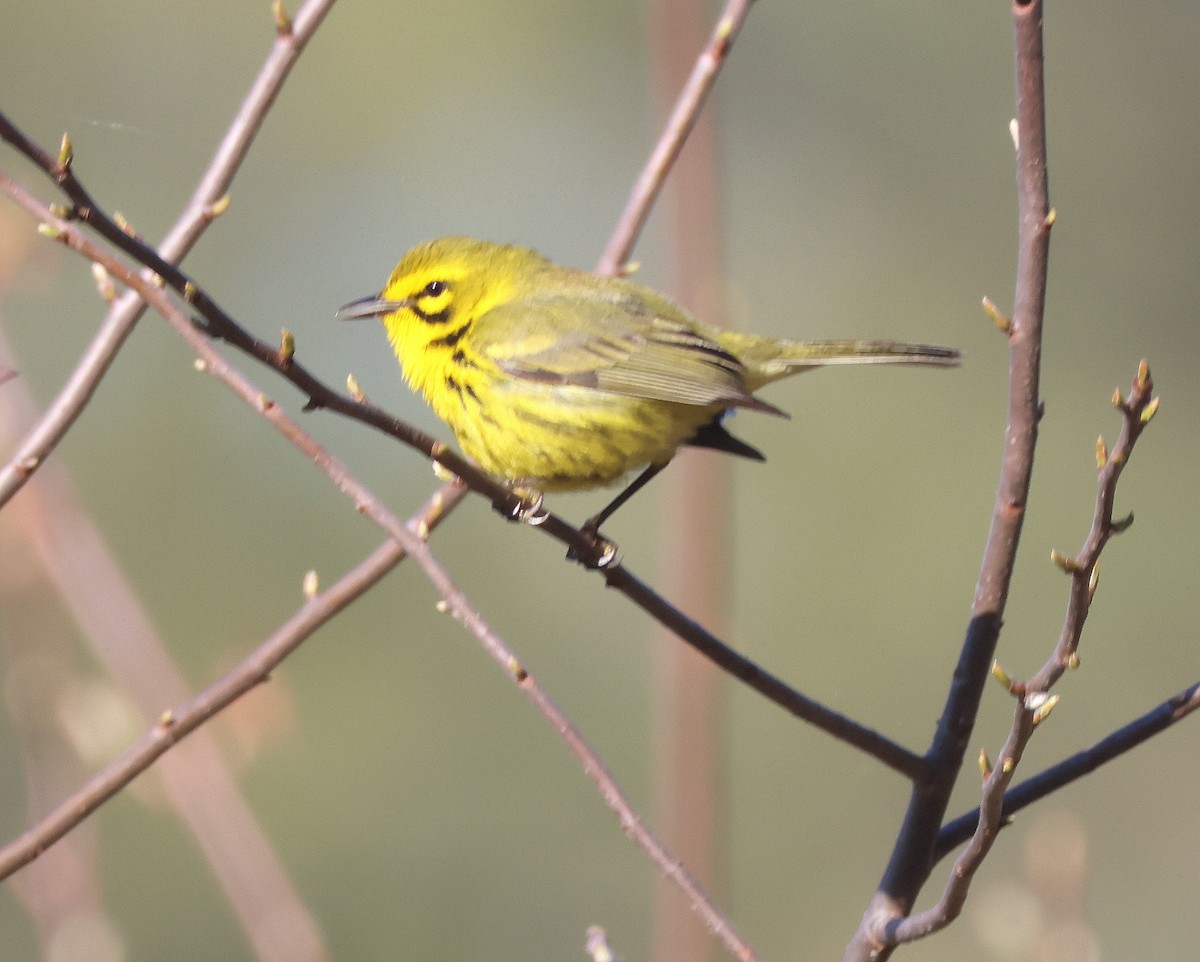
[340, 235, 545, 329]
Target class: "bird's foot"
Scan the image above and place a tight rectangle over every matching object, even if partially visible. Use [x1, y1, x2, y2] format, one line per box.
[494, 487, 548, 526]
[567, 516, 620, 570]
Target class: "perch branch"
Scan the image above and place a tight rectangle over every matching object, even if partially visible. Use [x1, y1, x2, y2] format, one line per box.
[0, 130, 924, 779]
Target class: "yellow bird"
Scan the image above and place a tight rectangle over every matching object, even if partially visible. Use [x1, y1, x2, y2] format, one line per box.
[339, 237, 959, 537]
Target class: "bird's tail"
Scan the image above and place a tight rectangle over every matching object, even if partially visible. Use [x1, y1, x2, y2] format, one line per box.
[729, 335, 961, 388]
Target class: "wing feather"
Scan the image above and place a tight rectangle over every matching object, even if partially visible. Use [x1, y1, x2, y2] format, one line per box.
[471, 293, 783, 414]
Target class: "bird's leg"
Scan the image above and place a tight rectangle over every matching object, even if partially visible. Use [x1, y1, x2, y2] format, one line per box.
[579, 462, 667, 542]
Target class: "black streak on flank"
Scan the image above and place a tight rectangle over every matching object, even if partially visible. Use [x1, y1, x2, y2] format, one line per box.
[445, 373, 465, 408]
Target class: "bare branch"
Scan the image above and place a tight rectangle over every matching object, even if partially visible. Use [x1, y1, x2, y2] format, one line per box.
[597, 0, 756, 276]
[1032, 363, 1159, 689]
[0, 323, 332, 962]
[0, 0, 338, 509]
[888, 357, 1159, 945]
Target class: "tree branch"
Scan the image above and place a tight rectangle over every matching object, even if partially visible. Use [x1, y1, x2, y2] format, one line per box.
[0, 489, 462, 881]
[0, 0, 338, 510]
[596, 0, 755, 276]
[844, 2, 1053, 956]
[0, 323, 333, 962]
[887, 357, 1158, 945]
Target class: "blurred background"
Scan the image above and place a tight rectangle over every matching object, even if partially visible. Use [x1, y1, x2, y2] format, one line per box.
[1, 1, 1198, 959]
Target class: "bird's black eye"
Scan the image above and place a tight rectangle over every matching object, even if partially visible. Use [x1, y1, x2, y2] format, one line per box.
[409, 279, 453, 324]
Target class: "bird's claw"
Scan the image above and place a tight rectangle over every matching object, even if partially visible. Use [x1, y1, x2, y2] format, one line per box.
[567, 522, 620, 569]
[496, 488, 548, 525]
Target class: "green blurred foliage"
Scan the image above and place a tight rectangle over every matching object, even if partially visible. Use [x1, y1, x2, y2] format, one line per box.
[1, 1, 1198, 960]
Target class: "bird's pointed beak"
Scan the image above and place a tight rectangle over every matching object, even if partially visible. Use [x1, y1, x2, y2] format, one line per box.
[335, 294, 407, 321]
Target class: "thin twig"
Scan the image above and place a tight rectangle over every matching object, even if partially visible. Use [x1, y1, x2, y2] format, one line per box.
[0, 141, 925, 778]
[0, 0, 337, 509]
[597, 0, 755, 276]
[440, 591, 767, 962]
[0, 204, 765, 962]
[1030, 361, 1158, 690]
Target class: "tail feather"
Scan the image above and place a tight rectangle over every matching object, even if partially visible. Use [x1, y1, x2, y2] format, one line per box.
[736, 337, 961, 385]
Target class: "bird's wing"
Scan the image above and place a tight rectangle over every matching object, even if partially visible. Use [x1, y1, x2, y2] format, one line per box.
[470, 293, 782, 413]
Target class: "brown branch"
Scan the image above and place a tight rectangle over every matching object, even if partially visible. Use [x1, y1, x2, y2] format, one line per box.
[0, 139, 924, 778]
[596, 0, 756, 276]
[648, 0, 745, 956]
[0, 323, 332, 962]
[0, 489, 462, 881]
[0, 0, 337, 509]
[0, 203, 766, 962]
[844, 3, 1053, 957]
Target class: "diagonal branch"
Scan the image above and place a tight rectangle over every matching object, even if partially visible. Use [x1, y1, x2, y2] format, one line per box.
[0, 322, 333, 962]
[888, 359, 1159, 945]
[0, 490, 462, 881]
[1029, 360, 1159, 691]
[597, 0, 755, 275]
[0, 0, 337, 510]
